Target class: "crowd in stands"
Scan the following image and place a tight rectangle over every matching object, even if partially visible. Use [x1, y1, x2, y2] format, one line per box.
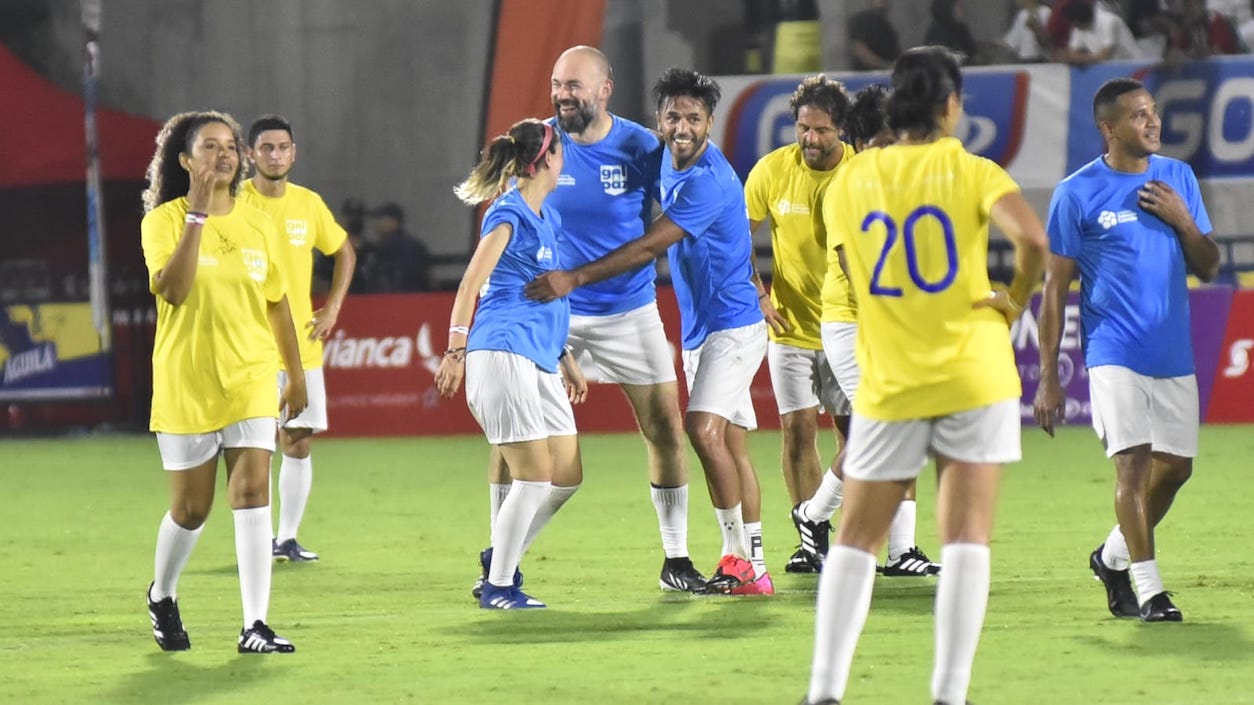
[853, 0, 1252, 68]
[313, 198, 434, 295]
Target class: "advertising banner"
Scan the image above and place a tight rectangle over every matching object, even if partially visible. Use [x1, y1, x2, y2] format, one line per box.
[1205, 288, 1254, 422]
[711, 64, 1070, 189]
[1013, 286, 1236, 428]
[1067, 57, 1254, 177]
[0, 301, 111, 400]
[320, 290, 779, 437]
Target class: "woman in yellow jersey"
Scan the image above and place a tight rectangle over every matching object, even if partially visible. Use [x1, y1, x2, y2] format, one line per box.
[139, 111, 307, 654]
[803, 47, 1047, 705]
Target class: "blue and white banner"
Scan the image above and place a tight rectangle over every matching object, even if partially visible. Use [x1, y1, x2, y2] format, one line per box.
[1066, 57, 1254, 178]
[0, 302, 111, 400]
[711, 65, 1069, 189]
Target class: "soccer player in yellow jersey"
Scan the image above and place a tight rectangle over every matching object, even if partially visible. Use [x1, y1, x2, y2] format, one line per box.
[140, 111, 308, 654]
[744, 75, 854, 581]
[803, 48, 1047, 705]
[241, 115, 357, 563]
[795, 84, 941, 578]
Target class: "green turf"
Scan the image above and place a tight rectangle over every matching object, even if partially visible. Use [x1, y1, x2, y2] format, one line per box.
[1, 425, 1252, 704]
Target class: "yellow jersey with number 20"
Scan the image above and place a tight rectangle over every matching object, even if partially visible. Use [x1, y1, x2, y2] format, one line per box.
[142, 197, 287, 434]
[825, 137, 1020, 421]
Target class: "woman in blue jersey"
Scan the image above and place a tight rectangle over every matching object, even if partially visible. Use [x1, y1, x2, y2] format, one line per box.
[803, 47, 1047, 705]
[438, 118, 586, 610]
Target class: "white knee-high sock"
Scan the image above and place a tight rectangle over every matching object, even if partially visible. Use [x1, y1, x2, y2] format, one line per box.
[1101, 525, 1130, 571]
[714, 504, 747, 558]
[489, 482, 512, 542]
[276, 455, 312, 543]
[234, 506, 272, 627]
[887, 500, 918, 562]
[651, 484, 690, 558]
[745, 521, 767, 578]
[489, 480, 549, 587]
[808, 545, 877, 704]
[932, 543, 991, 705]
[152, 512, 203, 600]
[1130, 559, 1165, 605]
[522, 484, 579, 553]
[802, 471, 843, 523]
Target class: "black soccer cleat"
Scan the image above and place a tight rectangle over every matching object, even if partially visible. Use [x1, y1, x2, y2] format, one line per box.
[238, 620, 296, 653]
[659, 556, 708, 592]
[879, 546, 941, 577]
[790, 502, 832, 567]
[147, 582, 190, 652]
[272, 538, 319, 562]
[785, 547, 822, 574]
[1139, 591, 1183, 623]
[1089, 545, 1139, 618]
[471, 546, 523, 600]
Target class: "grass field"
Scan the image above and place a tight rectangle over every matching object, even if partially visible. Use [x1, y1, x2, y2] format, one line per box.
[1, 426, 1252, 705]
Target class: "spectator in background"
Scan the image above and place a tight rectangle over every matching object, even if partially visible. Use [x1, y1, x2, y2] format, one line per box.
[1002, 0, 1054, 62]
[1057, 0, 1143, 64]
[1242, 0, 1254, 49]
[1168, 0, 1244, 57]
[1047, 0, 1089, 51]
[368, 202, 433, 292]
[1208, 0, 1252, 24]
[848, 0, 902, 71]
[1125, 0, 1171, 59]
[924, 0, 981, 63]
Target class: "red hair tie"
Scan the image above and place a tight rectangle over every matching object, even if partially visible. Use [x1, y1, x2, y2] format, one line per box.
[525, 123, 555, 176]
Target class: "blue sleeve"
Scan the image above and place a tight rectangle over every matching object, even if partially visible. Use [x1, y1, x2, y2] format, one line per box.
[481, 202, 520, 239]
[1045, 184, 1082, 258]
[1178, 163, 1212, 236]
[666, 170, 723, 239]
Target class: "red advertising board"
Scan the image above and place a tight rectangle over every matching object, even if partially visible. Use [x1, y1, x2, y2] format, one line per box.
[320, 290, 780, 437]
[1205, 289, 1254, 423]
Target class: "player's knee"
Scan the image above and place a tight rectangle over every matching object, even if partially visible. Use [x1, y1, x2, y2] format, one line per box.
[170, 499, 212, 529]
[640, 413, 685, 450]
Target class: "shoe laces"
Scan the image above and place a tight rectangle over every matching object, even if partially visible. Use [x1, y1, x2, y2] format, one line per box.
[250, 621, 277, 640]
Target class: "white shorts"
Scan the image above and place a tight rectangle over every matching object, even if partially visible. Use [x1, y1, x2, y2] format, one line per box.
[843, 398, 1022, 481]
[155, 417, 278, 471]
[465, 350, 577, 445]
[820, 321, 860, 404]
[277, 367, 328, 432]
[682, 321, 768, 430]
[1088, 365, 1199, 458]
[568, 302, 677, 385]
[767, 340, 850, 416]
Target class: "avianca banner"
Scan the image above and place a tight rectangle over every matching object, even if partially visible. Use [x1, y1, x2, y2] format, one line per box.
[319, 290, 778, 438]
[324, 286, 1251, 437]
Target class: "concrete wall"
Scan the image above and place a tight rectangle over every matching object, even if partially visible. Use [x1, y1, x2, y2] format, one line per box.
[32, 0, 494, 257]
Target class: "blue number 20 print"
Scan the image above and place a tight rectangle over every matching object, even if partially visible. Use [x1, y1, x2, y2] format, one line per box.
[861, 206, 958, 297]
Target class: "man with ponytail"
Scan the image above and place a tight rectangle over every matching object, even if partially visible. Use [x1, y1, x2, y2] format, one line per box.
[527, 68, 769, 596]
[803, 47, 1047, 705]
[439, 119, 587, 610]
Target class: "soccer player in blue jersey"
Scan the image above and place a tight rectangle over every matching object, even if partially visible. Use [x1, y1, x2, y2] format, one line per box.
[528, 67, 769, 595]
[476, 46, 705, 596]
[1035, 77, 1219, 623]
[440, 118, 587, 610]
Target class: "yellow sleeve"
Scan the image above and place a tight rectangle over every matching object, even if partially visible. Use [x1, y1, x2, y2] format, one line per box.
[821, 172, 848, 250]
[973, 155, 1020, 218]
[262, 217, 287, 303]
[312, 193, 348, 255]
[140, 207, 178, 295]
[744, 157, 772, 223]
